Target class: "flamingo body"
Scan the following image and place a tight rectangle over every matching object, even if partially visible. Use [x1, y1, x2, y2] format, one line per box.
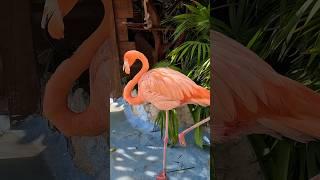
[42, 0, 108, 136]
[138, 67, 210, 110]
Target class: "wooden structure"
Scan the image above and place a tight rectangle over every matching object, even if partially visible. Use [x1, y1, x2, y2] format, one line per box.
[113, 0, 136, 58]
[0, 0, 142, 119]
[107, 0, 136, 97]
[0, 0, 40, 119]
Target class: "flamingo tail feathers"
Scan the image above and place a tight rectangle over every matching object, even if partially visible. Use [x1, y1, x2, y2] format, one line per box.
[190, 88, 210, 106]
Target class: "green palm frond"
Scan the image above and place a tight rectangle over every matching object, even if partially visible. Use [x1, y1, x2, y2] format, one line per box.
[168, 41, 209, 66]
[163, 1, 211, 42]
[165, 1, 210, 87]
[153, 60, 183, 72]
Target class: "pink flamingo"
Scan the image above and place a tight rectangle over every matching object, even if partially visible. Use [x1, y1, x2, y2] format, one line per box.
[212, 31, 320, 142]
[122, 50, 210, 180]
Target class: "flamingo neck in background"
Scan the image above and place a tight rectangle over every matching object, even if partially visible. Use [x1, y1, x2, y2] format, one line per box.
[123, 54, 149, 105]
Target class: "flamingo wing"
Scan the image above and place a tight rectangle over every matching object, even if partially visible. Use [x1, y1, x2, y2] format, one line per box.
[211, 31, 320, 142]
[139, 68, 208, 110]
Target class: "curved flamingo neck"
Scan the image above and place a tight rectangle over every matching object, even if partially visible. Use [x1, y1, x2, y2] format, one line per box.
[43, 0, 109, 136]
[123, 54, 149, 105]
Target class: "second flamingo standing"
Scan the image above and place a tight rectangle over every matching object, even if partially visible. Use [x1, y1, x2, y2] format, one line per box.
[122, 50, 210, 180]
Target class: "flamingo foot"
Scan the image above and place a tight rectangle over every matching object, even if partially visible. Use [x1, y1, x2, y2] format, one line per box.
[178, 133, 187, 147]
[156, 170, 168, 180]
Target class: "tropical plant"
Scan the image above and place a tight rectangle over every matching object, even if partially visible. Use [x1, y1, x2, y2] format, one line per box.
[154, 0, 211, 148]
[166, 0, 211, 87]
[212, 0, 320, 179]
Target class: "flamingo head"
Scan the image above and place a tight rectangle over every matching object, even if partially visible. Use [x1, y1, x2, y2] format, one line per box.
[123, 50, 144, 74]
[123, 60, 131, 74]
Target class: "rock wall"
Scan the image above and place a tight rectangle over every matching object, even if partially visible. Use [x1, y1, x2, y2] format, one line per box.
[133, 101, 209, 133]
[128, 88, 196, 129]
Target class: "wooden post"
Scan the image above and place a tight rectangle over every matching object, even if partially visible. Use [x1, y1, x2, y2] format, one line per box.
[102, 0, 123, 98]
[0, 1, 40, 117]
[113, 0, 136, 98]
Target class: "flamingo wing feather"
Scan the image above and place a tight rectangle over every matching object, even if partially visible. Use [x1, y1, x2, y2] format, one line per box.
[212, 30, 320, 142]
[139, 68, 205, 110]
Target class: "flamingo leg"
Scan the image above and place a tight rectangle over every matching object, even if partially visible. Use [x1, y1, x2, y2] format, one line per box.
[179, 117, 210, 146]
[156, 110, 169, 180]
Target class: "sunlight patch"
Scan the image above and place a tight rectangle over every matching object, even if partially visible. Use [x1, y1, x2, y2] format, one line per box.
[114, 166, 134, 172]
[146, 156, 158, 161]
[145, 170, 157, 177]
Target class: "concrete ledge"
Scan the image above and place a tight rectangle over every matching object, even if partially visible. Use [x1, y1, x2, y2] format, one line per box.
[0, 130, 46, 159]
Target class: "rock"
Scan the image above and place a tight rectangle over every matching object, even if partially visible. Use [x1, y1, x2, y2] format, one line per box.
[68, 88, 89, 112]
[141, 103, 159, 123]
[176, 105, 194, 128]
[138, 103, 209, 132]
[71, 133, 108, 179]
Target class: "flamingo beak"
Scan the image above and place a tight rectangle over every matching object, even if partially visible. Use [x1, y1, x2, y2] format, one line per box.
[123, 61, 130, 74]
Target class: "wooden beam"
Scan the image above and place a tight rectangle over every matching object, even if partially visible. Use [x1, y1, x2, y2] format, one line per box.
[119, 42, 136, 58]
[113, 0, 134, 18]
[116, 18, 130, 42]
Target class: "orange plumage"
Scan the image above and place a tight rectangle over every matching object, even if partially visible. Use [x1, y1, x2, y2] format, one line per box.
[42, 0, 108, 136]
[123, 50, 210, 110]
[212, 30, 320, 143]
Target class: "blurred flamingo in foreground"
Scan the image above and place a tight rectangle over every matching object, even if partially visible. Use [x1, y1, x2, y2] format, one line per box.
[123, 50, 210, 180]
[212, 31, 320, 143]
[42, 0, 108, 136]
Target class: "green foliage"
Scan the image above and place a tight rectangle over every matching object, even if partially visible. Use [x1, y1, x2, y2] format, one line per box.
[165, 1, 211, 88]
[154, 1, 211, 148]
[164, 1, 211, 41]
[152, 60, 182, 72]
[155, 110, 179, 146]
[167, 41, 210, 87]
[212, 0, 320, 179]
[188, 105, 210, 148]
